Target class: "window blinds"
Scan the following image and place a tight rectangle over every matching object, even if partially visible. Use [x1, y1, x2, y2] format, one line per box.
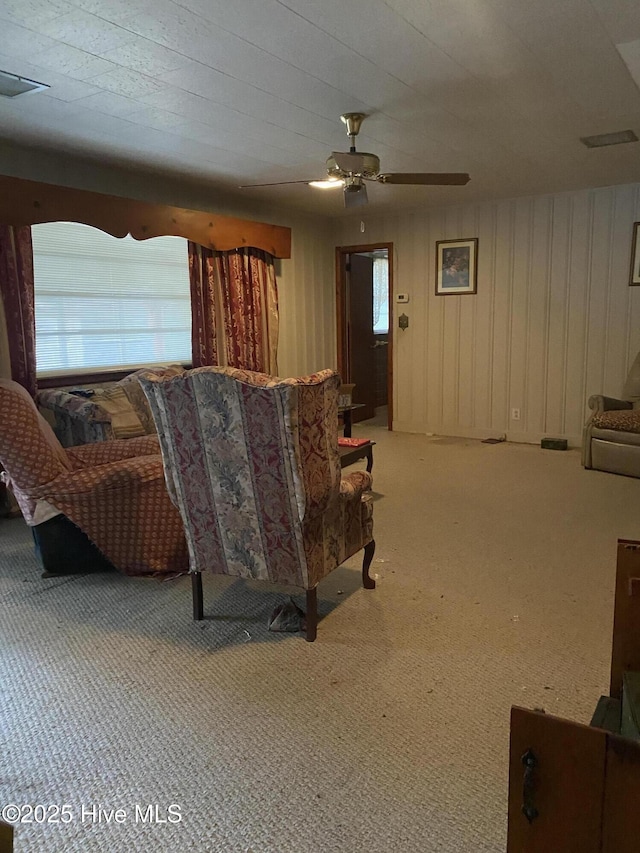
[32, 222, 192, 375]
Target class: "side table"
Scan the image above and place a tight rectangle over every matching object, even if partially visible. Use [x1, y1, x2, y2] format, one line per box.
[338, 403, 366, 437]
[338, 440, 375, 472]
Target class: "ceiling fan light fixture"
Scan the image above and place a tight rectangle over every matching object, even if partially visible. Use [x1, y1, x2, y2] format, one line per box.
[238, 114, 471, 205]
[344, 175, 364, 191]
[308, 178, 344, 189]
[343, 178, 368, 208]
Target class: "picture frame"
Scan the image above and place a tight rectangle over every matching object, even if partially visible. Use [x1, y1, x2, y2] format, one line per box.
[435, 238, 478, 295]
[630, 222, 640, 286]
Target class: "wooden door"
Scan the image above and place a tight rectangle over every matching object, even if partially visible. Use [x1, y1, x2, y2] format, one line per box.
[602, 731, 640, 850]
[0, 821, 13, 853]
[347, 253, 376, 421]
[507, 708, 606, 853]
[610, 539, 640, 699]
[336, 242, 394, 431]
[508, 706, 640, 852]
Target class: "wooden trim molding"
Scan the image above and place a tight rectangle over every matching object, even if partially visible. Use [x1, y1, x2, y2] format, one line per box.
[36, 364, 193, 389]
[37, 370, 132, 389]
[0, 175, 291, 258]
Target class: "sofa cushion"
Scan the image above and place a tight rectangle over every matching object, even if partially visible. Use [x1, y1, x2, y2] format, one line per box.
[591, 408, 640, 434]
[91, 386, 146, 439]
[36, 388, 113, 423]
[118, 364, 185, 434]
[591, 427, 640, 447]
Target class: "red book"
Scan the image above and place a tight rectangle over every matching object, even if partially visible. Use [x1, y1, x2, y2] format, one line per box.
[338, 438, 370, 447]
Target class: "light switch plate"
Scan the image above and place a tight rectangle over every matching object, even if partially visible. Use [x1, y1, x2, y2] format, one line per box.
[396, 293, 409, 303]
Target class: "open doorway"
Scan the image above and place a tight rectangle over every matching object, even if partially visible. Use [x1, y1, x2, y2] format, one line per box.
[336, 242, 393, 430]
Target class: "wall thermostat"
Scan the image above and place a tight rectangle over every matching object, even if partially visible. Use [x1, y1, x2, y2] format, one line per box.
[396, 293, 410, 303]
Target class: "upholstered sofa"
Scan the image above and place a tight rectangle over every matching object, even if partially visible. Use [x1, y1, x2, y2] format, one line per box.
[36, 364, 185, 446]
[0, 379, 188, 576]
[582, 351, 640, 477]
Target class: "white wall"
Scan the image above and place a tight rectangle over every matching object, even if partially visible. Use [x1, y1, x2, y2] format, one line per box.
[336, 183, 640, 444]
[0, 141, 337, 380]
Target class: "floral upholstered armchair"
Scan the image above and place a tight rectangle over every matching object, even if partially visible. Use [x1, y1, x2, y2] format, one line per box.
[0, 379, 188, 577]
[140, 366, 376, 641]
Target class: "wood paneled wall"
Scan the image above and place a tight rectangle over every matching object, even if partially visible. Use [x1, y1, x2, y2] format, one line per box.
[276, 216, 337, 377]
[336, 183, 640, 444]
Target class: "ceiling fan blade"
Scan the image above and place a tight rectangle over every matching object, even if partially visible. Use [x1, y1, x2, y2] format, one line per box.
[377, 172, 470, 185]
[238, 179, 317, 187]
[344, 182, 368, 208]
[332, 151, 366, 172]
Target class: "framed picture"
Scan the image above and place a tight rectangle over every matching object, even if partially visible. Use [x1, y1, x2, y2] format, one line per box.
[630, 222, 640, 286]
[435, 238, 478, 295]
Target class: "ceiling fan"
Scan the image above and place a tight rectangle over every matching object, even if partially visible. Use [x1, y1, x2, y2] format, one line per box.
[239, 113, 470, 208]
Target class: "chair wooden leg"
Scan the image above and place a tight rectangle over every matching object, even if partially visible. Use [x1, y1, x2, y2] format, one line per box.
[305, 587, 318, 642]
[192, 572, 203, 620]
[362, 539, 376, 589]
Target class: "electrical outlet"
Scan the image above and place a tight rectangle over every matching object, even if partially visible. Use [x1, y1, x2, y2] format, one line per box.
[511, 408, 521, 421]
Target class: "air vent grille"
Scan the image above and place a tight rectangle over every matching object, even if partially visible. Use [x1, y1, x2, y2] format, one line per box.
[580, 129, 638, 148]
[0, 70, 49, 98]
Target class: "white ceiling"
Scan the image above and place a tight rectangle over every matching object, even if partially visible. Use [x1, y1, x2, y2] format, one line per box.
[1, 0, 640, 216]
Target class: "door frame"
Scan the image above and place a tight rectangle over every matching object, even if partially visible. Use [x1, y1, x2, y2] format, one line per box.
[335, 242, 394, 431]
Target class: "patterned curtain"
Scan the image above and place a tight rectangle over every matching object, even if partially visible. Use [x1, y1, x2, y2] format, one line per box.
[189, 241, 220, 368]
[189, 243, 279, 375]
[0, 225, 36, 397]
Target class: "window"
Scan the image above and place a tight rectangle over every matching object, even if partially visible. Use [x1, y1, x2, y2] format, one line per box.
[373, 256, 389, 334]
[32, 222, 191, 376]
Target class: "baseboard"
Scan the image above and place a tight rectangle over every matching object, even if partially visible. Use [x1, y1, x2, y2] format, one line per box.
[392, 422, 582, 449]
[391, 420, 429, 434]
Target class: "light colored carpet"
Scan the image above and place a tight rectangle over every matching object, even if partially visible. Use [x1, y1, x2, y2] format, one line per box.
[2, 427, 639, 853]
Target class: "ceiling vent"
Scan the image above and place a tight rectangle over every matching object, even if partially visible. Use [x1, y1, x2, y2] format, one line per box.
[580, 129, 638, 148]
[0, 69, 49, 98]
